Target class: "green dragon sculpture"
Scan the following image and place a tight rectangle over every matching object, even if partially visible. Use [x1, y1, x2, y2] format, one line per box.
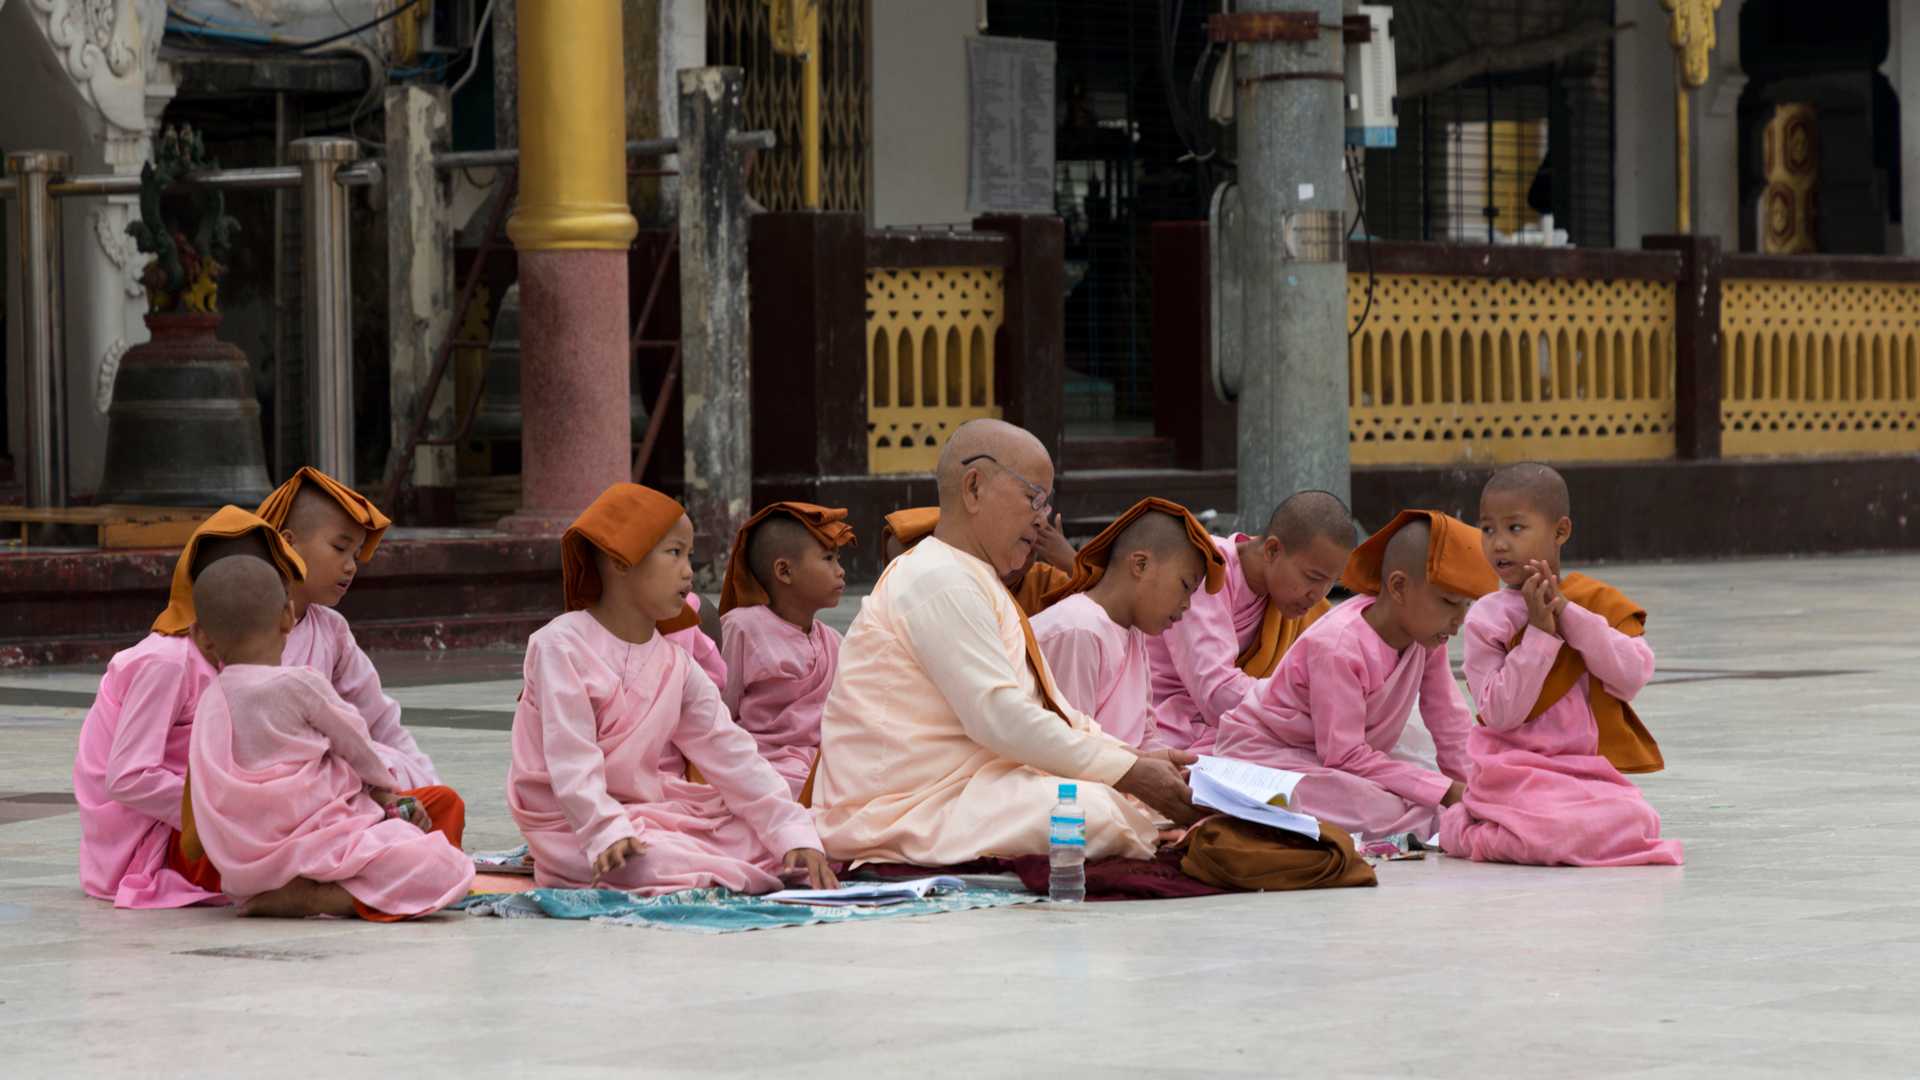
[126, 125, 242, 314]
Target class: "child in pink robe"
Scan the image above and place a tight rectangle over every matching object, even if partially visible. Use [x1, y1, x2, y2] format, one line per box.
[74, 507, 308, 909]
[509, 483, 836, 895]
[186, 555, 474, 918]
[1440, 463, 1683, 866]
[716, 502, 856, 801]
[1032, 498, 1225, 748]
[1145, 491, 1357, 752]
[1215, 511, 1498, 840]
[667, 591, 729, 691]
[256, 467, 439, 789]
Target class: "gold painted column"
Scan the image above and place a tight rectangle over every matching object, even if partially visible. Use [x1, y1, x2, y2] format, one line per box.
[1663, 0, 1722, 234]
[503, 0, 641, 531]
[768, 0, 822, 207]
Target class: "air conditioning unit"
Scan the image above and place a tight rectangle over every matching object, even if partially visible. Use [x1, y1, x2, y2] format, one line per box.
[1345, 4, 1397, 148]
[421, 0, 481, 54]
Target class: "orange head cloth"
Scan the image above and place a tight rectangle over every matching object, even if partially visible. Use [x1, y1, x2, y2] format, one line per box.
[1341, 509, 1501, 599]
[255, 466, 392, 563]
[151, 506, 310, 636]
[1039, 497, 1226, 608]
[718, 502, 857, 615]
[880, 507, 940, 554]
[561, 483, 701, 633]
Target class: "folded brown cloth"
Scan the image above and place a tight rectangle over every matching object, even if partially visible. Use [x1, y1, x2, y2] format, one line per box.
[1180, 816, 1378, 892]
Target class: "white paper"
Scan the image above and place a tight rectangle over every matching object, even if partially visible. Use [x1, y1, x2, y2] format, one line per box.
[1190, 756, 1320, 840]
[764, 875, 965, 907]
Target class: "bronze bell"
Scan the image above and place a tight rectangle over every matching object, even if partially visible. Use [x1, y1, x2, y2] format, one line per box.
[95, 312, 273, 507]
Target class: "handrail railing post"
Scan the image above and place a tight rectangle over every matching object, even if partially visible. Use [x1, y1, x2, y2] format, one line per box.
[291, 137, 360, 483]
[6, 151, 71, 508]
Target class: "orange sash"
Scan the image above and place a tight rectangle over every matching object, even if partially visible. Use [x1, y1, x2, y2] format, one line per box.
[1235, 596, 1331, 678]
[1010, 562, 1073, 618]
[1508, 572, 1664, 774]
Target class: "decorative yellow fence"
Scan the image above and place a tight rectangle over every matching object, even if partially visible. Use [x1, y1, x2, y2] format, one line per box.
[1346, 272, 1678, 466]
[866, 267, 1004, 474]
[1719, 278, 1920, 457]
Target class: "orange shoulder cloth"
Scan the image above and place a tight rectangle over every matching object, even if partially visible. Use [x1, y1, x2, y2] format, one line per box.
[1011, 561, 1073, 618]
[1236, 596, 1330, 678]
[1509, 572, 1664, 774]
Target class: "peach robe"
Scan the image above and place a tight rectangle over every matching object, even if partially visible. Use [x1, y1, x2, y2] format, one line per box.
[1214, 597, 1472, 840]
[283, 604, 439, 789]
[72, 633, 226, 909]
[508, 610, 822, 895]
[1144, 534, 1268, 753]
[813, 537, 1158, 865]
[1440, 589, 1684, 866]
[1031, 593, 1156, 748]
[188, 665, 474, 912]
[719, 605, 839, 799]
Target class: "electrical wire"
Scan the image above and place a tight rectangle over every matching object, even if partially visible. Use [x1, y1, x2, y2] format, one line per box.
[446, 0, 498, 97]
[295, 0, 424, 52]
[1346, 146, 1376, 340]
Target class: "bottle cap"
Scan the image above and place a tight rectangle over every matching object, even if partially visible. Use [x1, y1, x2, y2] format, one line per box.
[1058, 782, 1077, 799]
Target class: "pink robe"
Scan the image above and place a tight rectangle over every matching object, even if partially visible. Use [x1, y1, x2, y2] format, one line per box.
[719, 605, 838, 799]
[188, 665, 475, 912]
[508, 610, 822, 895]
[664, 591, 728, 691]
[1439, 590, 1684, 866]
[283, 604, 439, 788]
[1214, 597, 1472, 840]
[1032, 593, 1156, 748]
[1144, 534, 1267, 752]
[72, 633, 226, 908]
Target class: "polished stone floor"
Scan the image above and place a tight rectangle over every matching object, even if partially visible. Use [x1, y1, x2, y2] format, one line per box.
[2, 554, 1916, 1077]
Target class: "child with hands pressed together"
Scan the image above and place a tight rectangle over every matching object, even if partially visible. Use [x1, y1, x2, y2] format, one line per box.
[1439, 463, 1682, 866]
[508, 483, 837, 894]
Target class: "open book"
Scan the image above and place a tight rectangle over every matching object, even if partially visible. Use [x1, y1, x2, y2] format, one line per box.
[1190, 756, 1321, 840]
[764, 876, 966, 908]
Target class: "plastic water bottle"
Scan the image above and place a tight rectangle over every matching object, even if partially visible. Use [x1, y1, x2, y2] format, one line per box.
[1048, 782, 1086, 903]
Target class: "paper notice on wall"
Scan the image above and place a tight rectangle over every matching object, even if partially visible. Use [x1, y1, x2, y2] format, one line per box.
[967, 36, 1056, 215]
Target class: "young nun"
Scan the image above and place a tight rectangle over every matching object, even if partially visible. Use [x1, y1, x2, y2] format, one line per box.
[255, 467, 439, 789]
[1145, 490, 1359, 753]
[507, 483, 837, 894]
[717, 502, 856, 802]
[1440, 463, 1683, 866]
[73, 508, 306, 908]
[881, 505, 1076, 617]
[1030, 498, 1225, 748]
[186, 556, 473, 919]
[1214, 510, 1497, 840]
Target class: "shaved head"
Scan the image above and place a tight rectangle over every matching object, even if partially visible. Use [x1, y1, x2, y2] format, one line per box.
[191, 555, 287, 649]
[1266, 490, 1359, 553]
[189, 531, 275, 580]
[1483, 462, 1570, 521]
[936, 418, 1050, 498]
[746, 515, 820, 589]
[1113, 510, 1199, 564]
[285, 484, 358, 538]
[1382, 519, 1431, 583]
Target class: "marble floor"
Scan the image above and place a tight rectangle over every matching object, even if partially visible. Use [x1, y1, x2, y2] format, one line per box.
[2, 554, 1917, 1077]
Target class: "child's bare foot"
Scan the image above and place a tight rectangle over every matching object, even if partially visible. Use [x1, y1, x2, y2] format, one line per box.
[238, 878, 357, 918]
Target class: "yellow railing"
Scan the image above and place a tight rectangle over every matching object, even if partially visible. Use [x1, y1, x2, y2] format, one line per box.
[866, 267, 1003, 474]
[1720, 278, 1920, 457]
[1346, 272, 1677, 466]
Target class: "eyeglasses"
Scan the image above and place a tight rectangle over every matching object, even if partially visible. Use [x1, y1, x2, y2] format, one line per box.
[962, 454, 1052, 512]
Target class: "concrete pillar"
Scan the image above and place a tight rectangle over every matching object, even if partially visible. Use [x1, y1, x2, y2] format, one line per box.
[1228, 0, 1351, 520]
[1696, 0, 1748, 247]
[385, 85, 458, 523]
[1616, 17, 1678, 244]
[502, 0, 640, 534]
[1890, 0, 1920, 253]
[677, 67, 752, 581]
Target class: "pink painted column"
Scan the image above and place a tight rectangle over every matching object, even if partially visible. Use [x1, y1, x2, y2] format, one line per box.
[499, 1, 638, 534]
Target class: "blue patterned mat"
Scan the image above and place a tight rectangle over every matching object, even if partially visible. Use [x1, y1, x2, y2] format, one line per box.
[455, 883, 1039, 934]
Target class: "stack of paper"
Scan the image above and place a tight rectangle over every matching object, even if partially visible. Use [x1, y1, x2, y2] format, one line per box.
[764, 876, 966, 907]
[1190, 756, 1321, 840]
